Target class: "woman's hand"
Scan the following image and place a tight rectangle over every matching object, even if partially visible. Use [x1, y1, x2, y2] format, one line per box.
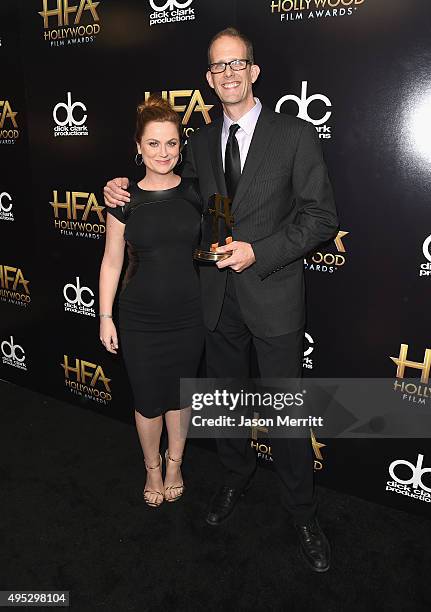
[100, 318, 119, 354]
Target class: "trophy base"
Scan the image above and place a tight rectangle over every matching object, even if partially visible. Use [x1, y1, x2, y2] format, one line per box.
[193, 248, 232, 262]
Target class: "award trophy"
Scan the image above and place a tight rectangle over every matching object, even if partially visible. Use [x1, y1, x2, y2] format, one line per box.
[194, 193, 234, 262]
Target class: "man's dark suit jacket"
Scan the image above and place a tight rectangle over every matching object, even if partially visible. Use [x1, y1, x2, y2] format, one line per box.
[182, 105, 338, 338]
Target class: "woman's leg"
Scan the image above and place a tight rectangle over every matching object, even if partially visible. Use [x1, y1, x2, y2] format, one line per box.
[164, 407, 191, 500]
[135, 410, 164, 505]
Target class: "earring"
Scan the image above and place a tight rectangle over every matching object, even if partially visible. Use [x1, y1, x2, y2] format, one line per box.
[135, 153, 143, 166]
[176, 152, 183, 166]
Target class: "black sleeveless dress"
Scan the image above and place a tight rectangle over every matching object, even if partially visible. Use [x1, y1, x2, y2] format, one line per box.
[107, 178, 204, 418]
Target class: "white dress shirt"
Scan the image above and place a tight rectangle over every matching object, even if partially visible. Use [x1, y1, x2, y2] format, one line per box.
[221, 98, 262, 172]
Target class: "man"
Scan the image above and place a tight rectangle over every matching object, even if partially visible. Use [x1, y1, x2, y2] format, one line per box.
[104, 27, 338, 572]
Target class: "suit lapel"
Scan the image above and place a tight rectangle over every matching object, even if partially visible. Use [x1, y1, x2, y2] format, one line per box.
[232, 106, 276, 214]
[207, 117, 227, 197]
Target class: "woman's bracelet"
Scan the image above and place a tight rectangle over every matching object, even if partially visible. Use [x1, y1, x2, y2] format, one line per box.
[99, 313, 112, 318]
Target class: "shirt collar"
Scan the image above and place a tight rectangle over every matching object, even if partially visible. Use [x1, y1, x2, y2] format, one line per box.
[223, 98, 262, 137]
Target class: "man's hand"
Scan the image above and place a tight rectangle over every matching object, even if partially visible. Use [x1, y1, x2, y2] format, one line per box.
[216, 241, 256, 272]
[103, 177, 130, 208]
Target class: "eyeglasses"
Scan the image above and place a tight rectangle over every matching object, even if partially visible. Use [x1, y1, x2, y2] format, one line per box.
[208, 59, 251, 74]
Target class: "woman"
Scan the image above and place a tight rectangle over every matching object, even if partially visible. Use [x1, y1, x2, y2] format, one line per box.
[99, 96, 204, 508]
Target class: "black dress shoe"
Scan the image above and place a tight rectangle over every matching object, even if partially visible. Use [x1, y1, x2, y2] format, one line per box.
[295, 518, 330, 573]
[205, 485, 246, 526]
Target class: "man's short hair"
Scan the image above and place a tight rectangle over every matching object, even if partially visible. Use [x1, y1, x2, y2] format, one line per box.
[207, 27, 254, 66]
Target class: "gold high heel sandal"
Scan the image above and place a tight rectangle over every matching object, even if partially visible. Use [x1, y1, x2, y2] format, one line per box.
[143, 453, 164, 508]
[164, 450, 184, 502]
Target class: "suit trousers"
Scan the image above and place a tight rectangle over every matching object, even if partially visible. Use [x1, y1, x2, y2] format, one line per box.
[205, 271, 317, 525]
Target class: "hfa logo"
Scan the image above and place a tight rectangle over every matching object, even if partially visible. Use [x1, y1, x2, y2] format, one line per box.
[0, 265, 31, 306]
[53, 92, 88, 137]
[61, 355, 112, 402]
[275, 81, 332, 139]
[38, 0, 101, 46]
[387, 454, 431, 503]
[1, 336, 27, 370]
[144, 90, 212, 138]
[249, 411, 325, 471]
[311, 429, 326, 471]
[270, 0, 366, 22]
[0, 100, 19, 143]
[0, 191, 14, 222]
[390, 344, 431, 405]
[63, 277, 95, 317]
[419, 235, 431, 277]
[50, 190, 105, 239]
[250, 411, 273, 462]
[305, 230, 349, 274]
[149, 0, 195, 27]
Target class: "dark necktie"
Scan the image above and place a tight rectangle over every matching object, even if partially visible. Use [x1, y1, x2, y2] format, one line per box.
[224, 123, 241, 199]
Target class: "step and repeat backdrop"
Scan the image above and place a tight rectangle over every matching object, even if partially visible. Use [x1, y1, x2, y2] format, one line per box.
[1, 0, 430, 516]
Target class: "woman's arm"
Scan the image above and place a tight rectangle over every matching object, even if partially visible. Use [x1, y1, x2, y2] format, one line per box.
[99, 213, 125, 353]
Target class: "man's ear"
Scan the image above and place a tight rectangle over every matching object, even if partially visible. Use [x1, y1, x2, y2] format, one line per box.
[206, 70, 215, 90]
[251, 64, 260, 84]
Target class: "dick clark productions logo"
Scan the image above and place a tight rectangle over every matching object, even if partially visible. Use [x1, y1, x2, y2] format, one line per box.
[53, 92, 88, 137]
[63, 276, 95, 317]
[0, 191, 14, 222]
[1, 336, 27, 371]
[276, 81, 332, 139]
[303, 332, 314, 370]
[149, 0, 196, 26]
[387, 454, 431, 503]
[420, 235, 431, 277]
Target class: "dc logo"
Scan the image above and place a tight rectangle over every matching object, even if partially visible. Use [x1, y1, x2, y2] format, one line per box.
[275, 81, 332, 126]
[0, 191, 12, 212]
[149, 0, 193, 10]
[423, 235, 431, 263]
[1, 336, 25, 362]
[389, 454, 431, 493]
[63, 277, 94, 307]
[53, 92, 87, 127]
[304, 332, 314, 357]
